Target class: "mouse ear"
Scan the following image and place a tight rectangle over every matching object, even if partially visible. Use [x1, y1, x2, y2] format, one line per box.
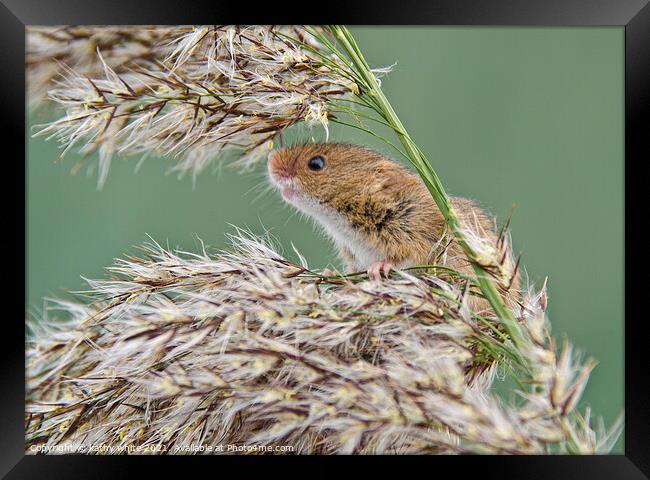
[378, 164, 407, 195]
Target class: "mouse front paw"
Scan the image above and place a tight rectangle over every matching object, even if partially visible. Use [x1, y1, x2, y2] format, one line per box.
[367, 261, 395, 281]
[321, 268, 340, 277]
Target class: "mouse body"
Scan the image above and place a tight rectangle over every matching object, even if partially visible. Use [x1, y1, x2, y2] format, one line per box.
[268, 143, 518, 313]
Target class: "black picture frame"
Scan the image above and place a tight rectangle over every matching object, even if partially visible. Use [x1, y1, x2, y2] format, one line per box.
[3, 0, 648, 477]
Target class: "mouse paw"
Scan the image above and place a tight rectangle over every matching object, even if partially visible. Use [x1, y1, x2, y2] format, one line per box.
[367, 261, 395, 281]
[321, 268, 340, 277]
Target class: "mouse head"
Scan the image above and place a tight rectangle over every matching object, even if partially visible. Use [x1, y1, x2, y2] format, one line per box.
[268, 143, 393, 212]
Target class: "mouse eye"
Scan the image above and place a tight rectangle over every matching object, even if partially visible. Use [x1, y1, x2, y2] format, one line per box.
[307, 155, 326, 171]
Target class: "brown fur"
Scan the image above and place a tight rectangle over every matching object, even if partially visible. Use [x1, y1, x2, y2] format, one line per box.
[269, 143, 518, 314]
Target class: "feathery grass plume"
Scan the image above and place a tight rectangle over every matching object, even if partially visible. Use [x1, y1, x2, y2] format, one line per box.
[29, 26, 356, 186]
[27, 26, 173, 107]
[26, 232, 620, 454]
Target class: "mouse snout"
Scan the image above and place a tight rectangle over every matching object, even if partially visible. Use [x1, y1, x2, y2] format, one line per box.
[267, 150, 296, 183]
[268, 150, 303, 201]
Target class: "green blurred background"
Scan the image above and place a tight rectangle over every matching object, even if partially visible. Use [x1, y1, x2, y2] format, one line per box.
[27, 27, 624, 452]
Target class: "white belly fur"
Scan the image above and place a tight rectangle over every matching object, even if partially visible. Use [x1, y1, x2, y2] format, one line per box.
[287, 193, 384, 269]
[318, 213, 383, 269]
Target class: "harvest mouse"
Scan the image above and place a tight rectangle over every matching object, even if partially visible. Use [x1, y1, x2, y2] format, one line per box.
[268, 143, 518, 312]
